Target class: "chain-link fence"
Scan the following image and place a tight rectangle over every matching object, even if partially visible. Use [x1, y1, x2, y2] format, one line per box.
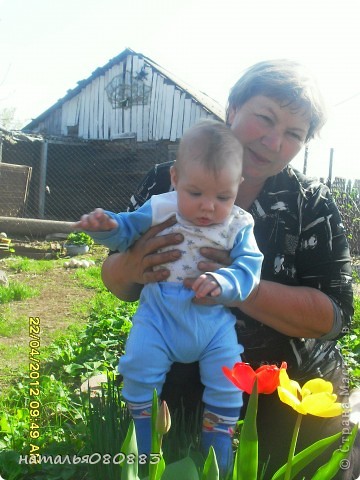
[0, 131, 174, 221]
[331, 189, 360, 256]
[0, 130, 359, 254]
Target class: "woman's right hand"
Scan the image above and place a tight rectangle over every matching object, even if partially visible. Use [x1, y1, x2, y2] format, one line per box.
[183, 246, 232, 305]
[101, 215, 183, 301]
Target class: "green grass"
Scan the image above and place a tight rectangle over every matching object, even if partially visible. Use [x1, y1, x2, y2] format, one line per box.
[0, 310, 27, 337]
[0, 343, 29, 381]
[72, 264, 105, 290]
[0, 281, 38, 304]
[3, 256, 58, 274]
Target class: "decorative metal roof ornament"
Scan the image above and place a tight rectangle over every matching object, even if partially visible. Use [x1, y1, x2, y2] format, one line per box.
[105, 74, 152, 109]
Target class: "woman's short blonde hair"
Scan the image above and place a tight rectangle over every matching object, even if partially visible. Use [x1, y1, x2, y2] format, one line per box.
[226, 59, 327, 141]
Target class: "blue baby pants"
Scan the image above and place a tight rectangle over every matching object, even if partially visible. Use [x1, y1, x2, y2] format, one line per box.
[118, 282, 243, 408]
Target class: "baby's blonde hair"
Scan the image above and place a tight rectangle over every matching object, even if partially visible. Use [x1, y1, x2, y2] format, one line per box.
[176, 119, 243, 177]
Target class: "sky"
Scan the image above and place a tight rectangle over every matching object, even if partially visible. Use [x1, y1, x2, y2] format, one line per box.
[1, 0, 360, 182]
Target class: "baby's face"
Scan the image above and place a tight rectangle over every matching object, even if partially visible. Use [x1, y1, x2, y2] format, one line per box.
[171, 162, 241, 226]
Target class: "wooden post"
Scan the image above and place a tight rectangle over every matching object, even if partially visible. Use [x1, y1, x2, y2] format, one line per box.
[0, 216, 74, 237]
[38, 140, 48, 218]
[328, 148, 334, 188]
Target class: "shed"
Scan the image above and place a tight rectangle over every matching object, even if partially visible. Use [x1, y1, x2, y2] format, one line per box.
[6, 49, 226, 221]
[23, 48, 225, 141]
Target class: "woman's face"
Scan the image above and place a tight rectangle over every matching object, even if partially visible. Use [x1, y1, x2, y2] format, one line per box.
[228, 95, 310, 184]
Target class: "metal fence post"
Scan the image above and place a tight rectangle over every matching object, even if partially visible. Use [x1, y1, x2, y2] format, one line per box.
[327, 148, 334, 188]
[38, 140, 48, 218]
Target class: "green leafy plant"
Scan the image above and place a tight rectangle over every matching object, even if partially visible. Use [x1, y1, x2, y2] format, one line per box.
[339, 296, 360, 388]
[65, 231, 94, 247]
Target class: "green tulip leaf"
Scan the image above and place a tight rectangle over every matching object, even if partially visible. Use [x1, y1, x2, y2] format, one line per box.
[151, 389, 160, 452]
[236, 378, 258, 480]
[149, 456, 166, 480]
[149, 389, 166, 480]
[202, 446, 220, 479]
[120, 420, 140, 480]
[271, 430, 343, 480]
[311, 424, 358, 480]
[143, 457, 199, 480]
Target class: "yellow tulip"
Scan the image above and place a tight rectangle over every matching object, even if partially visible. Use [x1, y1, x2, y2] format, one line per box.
[277, 369, 343, 417]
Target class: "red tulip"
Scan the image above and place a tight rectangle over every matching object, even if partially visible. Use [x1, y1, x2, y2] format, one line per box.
[222, 362, 287, 394]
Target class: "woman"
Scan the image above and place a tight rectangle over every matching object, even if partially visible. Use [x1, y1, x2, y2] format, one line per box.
[102, 60, 359, 479]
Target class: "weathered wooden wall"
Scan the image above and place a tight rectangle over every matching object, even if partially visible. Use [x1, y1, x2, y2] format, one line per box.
[31, 53, 221, 141]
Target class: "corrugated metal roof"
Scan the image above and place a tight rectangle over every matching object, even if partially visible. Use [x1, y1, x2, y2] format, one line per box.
[23, 48, 225, 131]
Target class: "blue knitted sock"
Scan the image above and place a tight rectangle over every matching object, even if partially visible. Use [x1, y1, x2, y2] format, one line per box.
[127, 401, 152, 455]
[201, 405, 240, 475]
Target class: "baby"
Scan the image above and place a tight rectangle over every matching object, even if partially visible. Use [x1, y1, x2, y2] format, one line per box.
[75, 120, 263, 473]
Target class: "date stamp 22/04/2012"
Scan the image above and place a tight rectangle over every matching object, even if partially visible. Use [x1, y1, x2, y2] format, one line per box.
[28, 316, 41, 459]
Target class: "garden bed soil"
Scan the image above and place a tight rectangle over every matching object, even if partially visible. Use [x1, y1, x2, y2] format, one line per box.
[0, 255, 100, 385]
[5, 266, 94, 329]
[1, 239, 62, 260]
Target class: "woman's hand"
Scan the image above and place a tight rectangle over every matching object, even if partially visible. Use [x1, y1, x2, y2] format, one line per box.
[185, 246, 333, 337]
[197, 246, 232, 272]
[101, 216, 184, 301]
[186, 251, 334, 338]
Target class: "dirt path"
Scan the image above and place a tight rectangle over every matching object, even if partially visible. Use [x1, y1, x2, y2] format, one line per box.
[0, 263, 97, 384]
[8, 267, 94, 331]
